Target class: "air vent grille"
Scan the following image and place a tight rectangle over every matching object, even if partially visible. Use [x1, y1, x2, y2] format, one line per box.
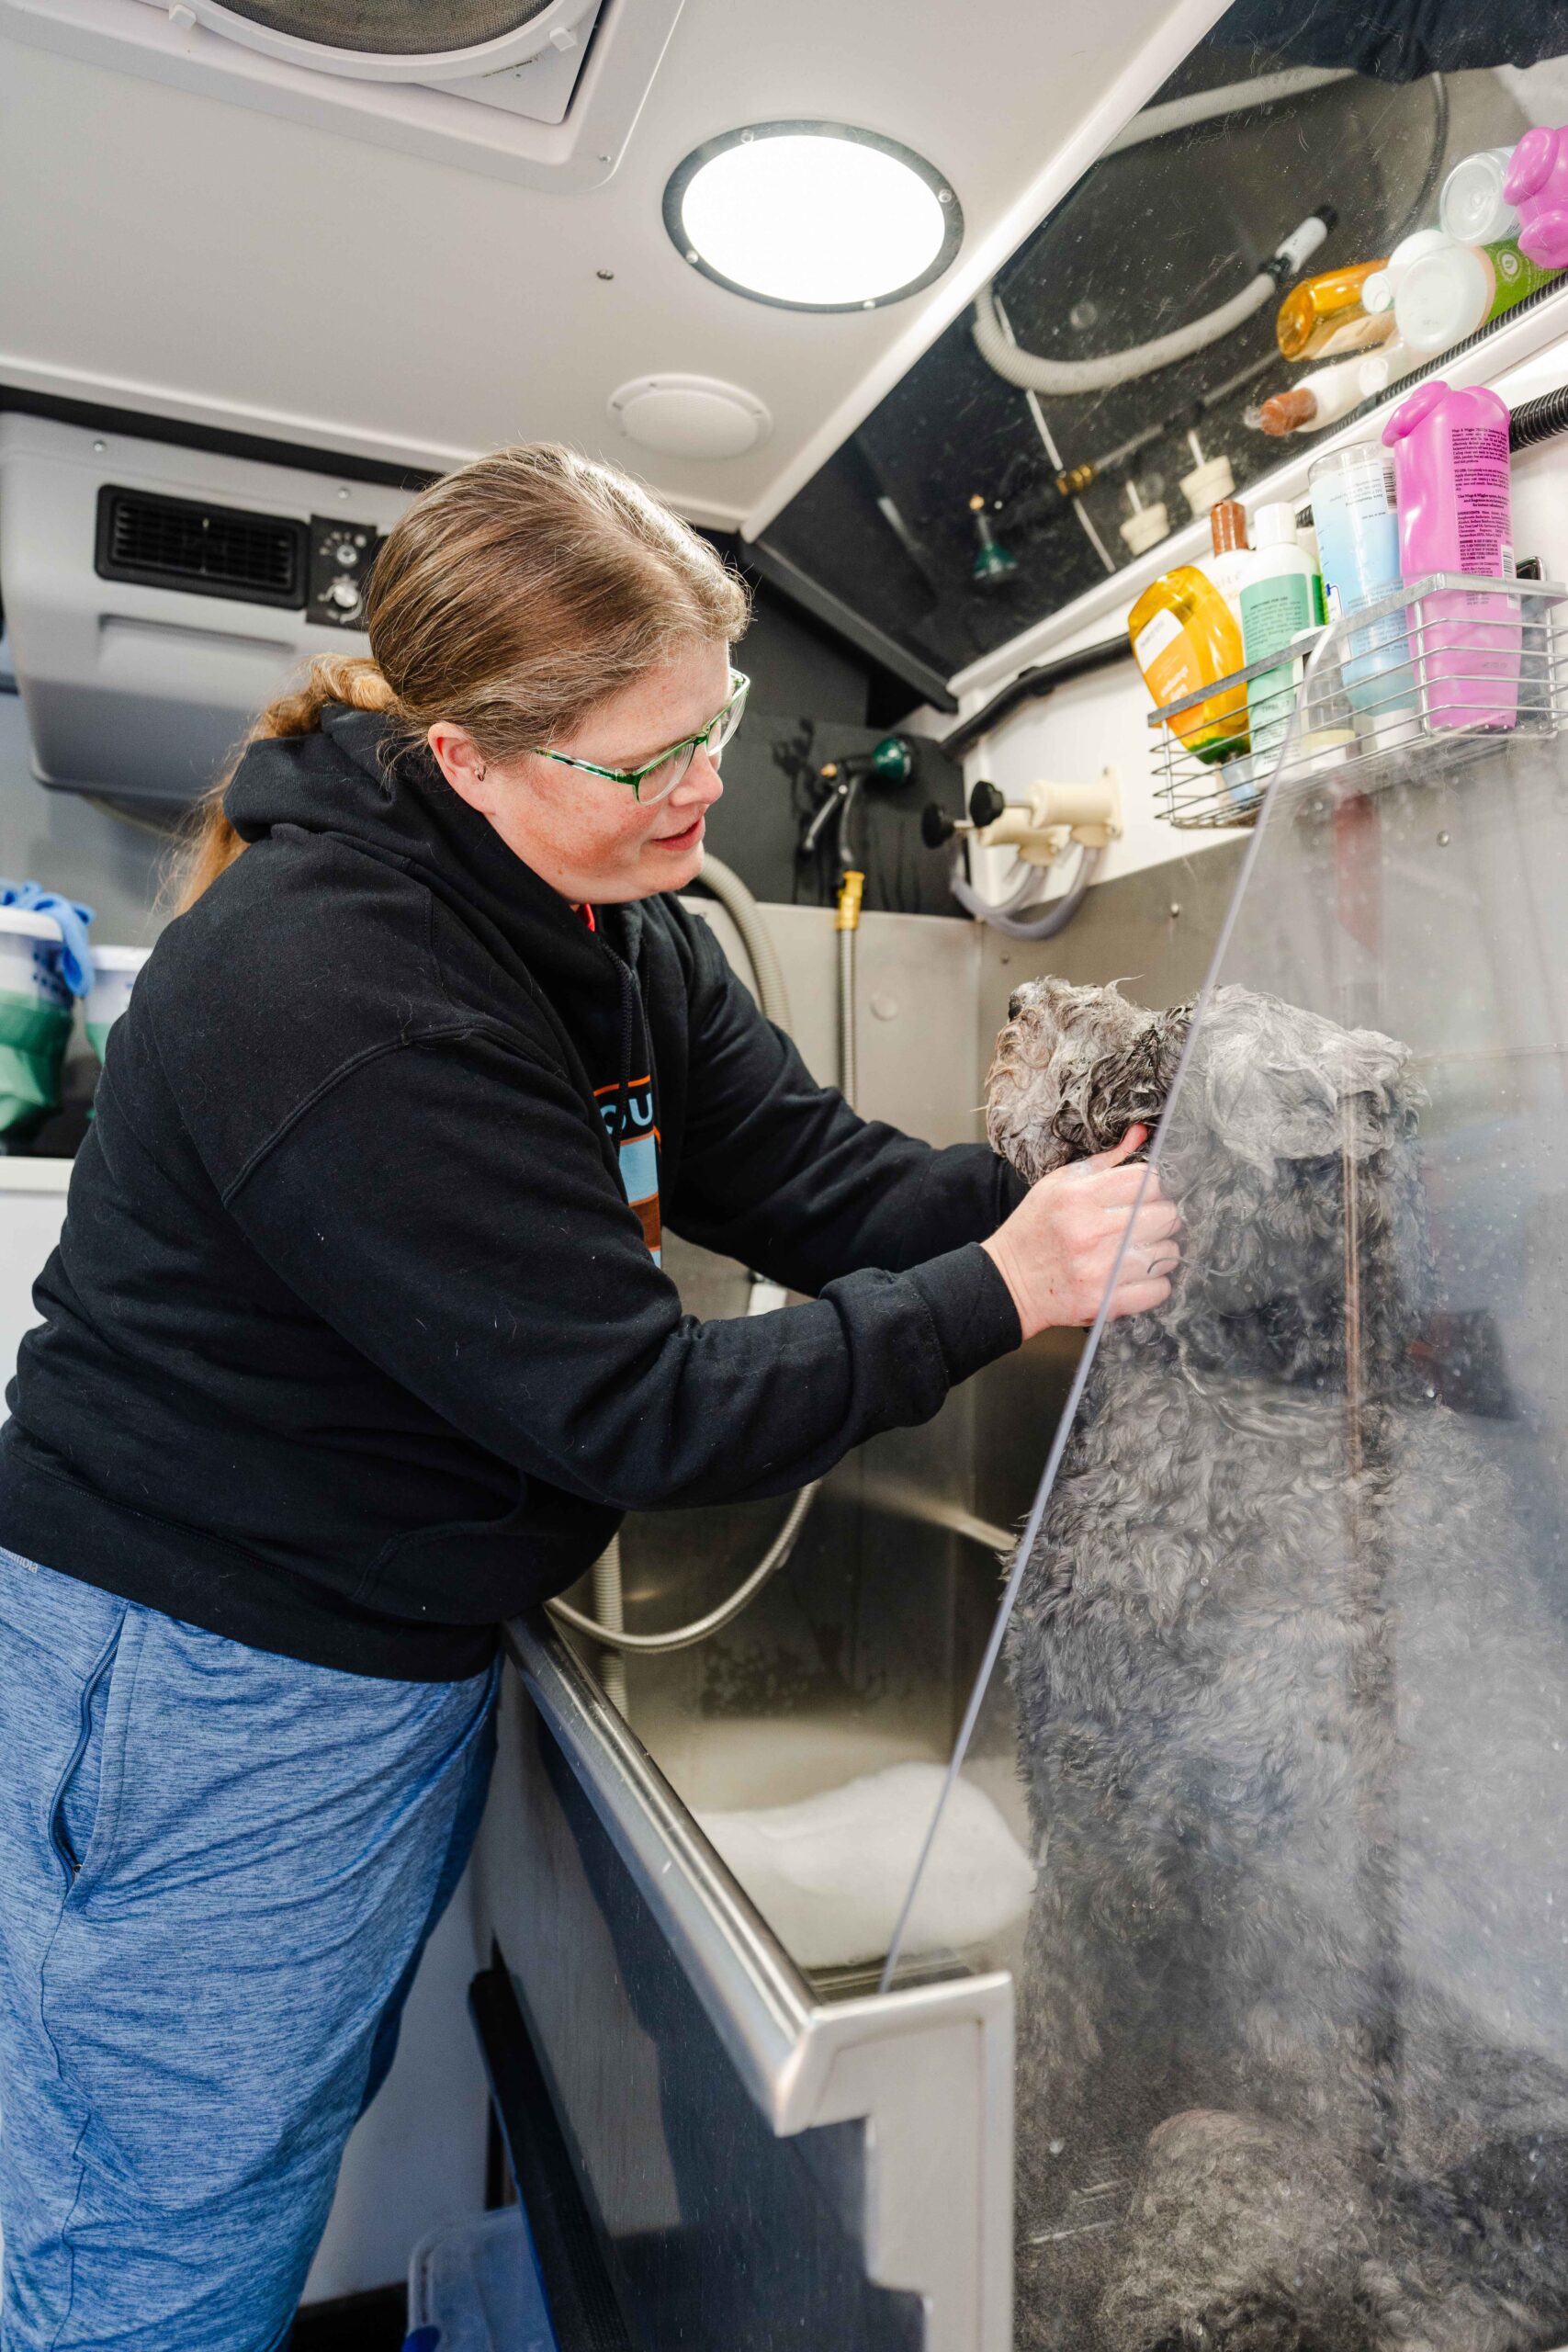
[95, 487, 307, 608]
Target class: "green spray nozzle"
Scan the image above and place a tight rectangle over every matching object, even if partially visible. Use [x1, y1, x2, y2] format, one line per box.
[818, 736, 914, 788]
[969, 493, 1019, 586]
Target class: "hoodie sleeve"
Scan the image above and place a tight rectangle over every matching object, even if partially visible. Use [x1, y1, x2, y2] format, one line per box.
[666, 905, 1026, 1292]
[222, 1028, 1021, 1512]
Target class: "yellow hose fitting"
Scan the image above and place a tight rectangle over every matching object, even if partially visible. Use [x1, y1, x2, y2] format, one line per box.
[835, 868, 865, 933]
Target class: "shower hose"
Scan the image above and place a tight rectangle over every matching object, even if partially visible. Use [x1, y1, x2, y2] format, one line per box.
[970, 68, 1447, 402]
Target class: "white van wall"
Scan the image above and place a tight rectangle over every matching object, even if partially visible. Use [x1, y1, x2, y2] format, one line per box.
[0, 686, 165, 941]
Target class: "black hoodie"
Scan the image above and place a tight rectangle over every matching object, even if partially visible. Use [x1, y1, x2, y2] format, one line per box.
[0, 710, 1023, 1678]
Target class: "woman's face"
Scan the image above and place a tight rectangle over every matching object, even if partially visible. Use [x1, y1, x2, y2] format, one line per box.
[426, 639, 733, 905]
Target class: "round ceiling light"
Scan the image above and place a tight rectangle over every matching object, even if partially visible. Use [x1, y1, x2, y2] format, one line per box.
[664, 123, 962, 311]
[608, 375, 772, 459]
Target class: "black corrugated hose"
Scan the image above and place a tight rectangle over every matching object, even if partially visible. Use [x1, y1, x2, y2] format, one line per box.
[1511, 386, 1568, 453]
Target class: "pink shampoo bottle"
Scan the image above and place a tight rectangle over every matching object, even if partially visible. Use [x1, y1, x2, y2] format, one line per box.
[1382, 379, 1518, 732]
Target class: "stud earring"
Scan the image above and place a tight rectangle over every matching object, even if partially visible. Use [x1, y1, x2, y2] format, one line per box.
[476, 764, 486, 783]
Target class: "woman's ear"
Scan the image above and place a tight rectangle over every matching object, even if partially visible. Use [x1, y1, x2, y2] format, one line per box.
[426, 722, 494, 814]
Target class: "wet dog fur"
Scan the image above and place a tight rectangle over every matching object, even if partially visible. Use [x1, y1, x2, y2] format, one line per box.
[987, 978, 1568, 2352]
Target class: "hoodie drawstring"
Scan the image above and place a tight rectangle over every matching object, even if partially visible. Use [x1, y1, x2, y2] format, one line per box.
[609, 954, 639, 1152]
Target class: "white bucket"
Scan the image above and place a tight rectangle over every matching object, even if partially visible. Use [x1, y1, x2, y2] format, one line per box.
[86, 944, 152, 1064]
[0, 906, 72, 1137]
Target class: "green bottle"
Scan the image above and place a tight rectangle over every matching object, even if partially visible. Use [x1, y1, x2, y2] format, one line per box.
[1238, 503, 1325, 761]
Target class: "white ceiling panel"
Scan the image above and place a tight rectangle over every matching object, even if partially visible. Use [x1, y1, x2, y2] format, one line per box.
[0, 0, 1229, 530]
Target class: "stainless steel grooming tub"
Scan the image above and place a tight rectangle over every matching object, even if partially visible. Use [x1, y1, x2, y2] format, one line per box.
[471, 1612, 1014, 2352]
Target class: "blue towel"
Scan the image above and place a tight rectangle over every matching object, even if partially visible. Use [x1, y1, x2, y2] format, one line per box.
[0, 876, 95, 996]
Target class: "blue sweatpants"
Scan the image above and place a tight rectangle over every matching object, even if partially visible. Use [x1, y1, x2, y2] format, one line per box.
[0, 1544, 500, 2352]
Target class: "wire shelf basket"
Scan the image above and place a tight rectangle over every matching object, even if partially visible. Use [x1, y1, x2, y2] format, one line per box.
[1149, 574, 1568, 831]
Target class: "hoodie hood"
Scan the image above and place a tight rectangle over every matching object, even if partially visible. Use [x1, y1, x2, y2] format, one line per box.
[224, 704, 642, 1014]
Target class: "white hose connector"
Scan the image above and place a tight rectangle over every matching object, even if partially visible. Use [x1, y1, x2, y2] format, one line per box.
[976, 771, 1122, 865]
[972, 211, 1329, 399]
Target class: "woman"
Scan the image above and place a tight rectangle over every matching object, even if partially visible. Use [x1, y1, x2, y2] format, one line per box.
[0, 445, 1177, 2351]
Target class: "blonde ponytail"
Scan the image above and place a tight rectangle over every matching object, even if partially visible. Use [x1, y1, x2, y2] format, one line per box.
[173, 655, 400, 912]
[172, 445, 748, 914]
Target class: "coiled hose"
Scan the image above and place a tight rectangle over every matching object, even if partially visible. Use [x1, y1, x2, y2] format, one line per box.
[950, 842, 1102, 940]
[973, 277, 1283, 401]
[547, 855, 819, 1690]
[547, 1491, 819, 1660]
[972, 206, 1331, 401]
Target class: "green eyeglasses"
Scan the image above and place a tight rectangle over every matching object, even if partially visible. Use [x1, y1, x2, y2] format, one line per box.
[531, 670, 750, 806]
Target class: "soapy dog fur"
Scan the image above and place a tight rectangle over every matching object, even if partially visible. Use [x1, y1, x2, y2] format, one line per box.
[987, 978, 1568, 2352]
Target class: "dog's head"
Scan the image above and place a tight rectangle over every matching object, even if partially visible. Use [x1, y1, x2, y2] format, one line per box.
[986, 977, 1192, 1184]
[987, 978, 1429, 1385]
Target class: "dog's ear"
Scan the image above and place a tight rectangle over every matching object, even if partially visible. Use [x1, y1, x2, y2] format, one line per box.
[1050, 1001, 1190, 1160]
[1195, 988, 1416, 1169]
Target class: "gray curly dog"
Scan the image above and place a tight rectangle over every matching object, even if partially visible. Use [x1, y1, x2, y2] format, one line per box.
[987, 977, 1568, 2352]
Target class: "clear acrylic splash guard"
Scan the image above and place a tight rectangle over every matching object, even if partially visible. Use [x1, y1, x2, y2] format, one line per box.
[886, 585, 1568, 2352]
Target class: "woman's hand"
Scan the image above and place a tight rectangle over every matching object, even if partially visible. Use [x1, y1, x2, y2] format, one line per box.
[981, 1125, 1180, 1341]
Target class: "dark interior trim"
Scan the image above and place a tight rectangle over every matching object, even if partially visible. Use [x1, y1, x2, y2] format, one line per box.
[469, 1961, 637, 2352]
[744, 536, 960, 712]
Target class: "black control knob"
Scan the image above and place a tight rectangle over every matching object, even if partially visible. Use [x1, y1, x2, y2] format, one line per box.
[921, 801, 958, 850]
[967, 779, 1006, 828]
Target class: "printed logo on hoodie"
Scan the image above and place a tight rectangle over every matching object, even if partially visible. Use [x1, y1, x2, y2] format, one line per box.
[594, 1075, 661, 1263]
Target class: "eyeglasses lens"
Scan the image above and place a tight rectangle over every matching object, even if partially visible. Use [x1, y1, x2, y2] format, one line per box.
[637, 741, 697, 805]
[634, 685, 746, 803]
[714, 685, 748, 753]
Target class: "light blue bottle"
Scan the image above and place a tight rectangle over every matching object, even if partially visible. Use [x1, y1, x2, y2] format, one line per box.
[1308, 441, 1416, 717]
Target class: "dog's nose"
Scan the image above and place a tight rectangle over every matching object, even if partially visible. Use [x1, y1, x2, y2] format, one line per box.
[1008, 989, 1025, 1021]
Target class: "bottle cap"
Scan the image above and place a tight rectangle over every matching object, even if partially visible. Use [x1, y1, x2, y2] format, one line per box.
[1253, 501, 1299, 549]
[1257, 388, 1318, 436]
[1382, 379, 1449, 446]
[1209, 497, 1249, 551]
[1440, 148, 1519, 247]
[1310, 439, 1394, 494]
[1505, 133, 1568, 267]
[1357, 347, 1397, 397]
[1395, 243, 1491, 354]
[1368, 232, 1459, 313]
[1504, 125, 1556, 206]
